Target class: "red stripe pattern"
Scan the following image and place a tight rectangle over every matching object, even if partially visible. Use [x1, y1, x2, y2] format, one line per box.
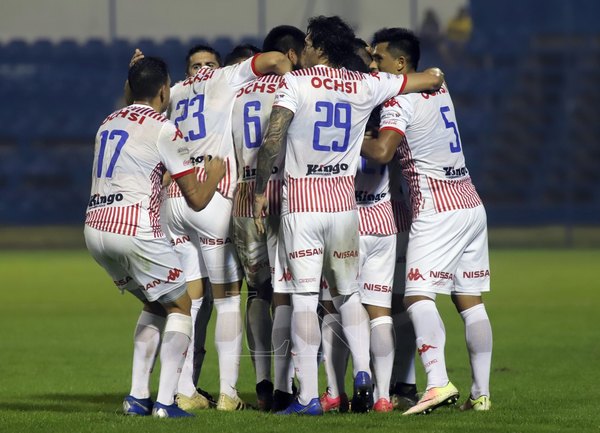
[426, 177, 482, 213]
[148, 163, 165, 238]
[168, 157, 233, 199]
[291, 66, 365, 81]
[391, 199, 411, 233]
[358, 201, 397, 236]
[233, 179, 283, 217]
[286, 175, 356, 213]
[85, 203, 141, 236]
[396, 135, 423, 219]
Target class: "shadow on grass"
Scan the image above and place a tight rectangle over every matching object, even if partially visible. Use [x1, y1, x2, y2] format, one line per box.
[0, 393, 125, 413]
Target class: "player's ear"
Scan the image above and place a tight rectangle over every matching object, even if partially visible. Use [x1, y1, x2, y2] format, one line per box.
[287, 49, 298, 67]
[396, 56, 407, 73]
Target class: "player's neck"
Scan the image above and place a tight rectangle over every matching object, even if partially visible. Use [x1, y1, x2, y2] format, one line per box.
[132, 99, 161, 112]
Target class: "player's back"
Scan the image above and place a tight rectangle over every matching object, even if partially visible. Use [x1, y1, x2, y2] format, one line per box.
[274, 65, 405, 213]
[168, 57, 261, 198]
[381, 83, 481, 216]
[86, 104, 186, 238]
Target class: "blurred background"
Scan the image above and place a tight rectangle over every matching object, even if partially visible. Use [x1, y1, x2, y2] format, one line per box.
[1, 0, 599, 248]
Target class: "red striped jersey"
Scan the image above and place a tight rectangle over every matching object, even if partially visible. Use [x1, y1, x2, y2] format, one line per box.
[273, 65, 406, 214]
[380, 83, 482, 218]
[85, 104, 193, 238]
[167, 54, 263, 199]
[355, 157, 396, 236]
[231, 74, 285, 217]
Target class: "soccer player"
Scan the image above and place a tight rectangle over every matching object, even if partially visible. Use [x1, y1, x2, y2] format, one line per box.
[231, 25, 306, 411]
[84, 57, 225, 418]
[364, 27, 493, 414]
[186, 44, 222, 74]
[164, 47, 293, 411]
[253, 15, 444, 415]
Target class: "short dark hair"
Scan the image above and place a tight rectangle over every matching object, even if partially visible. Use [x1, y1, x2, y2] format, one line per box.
[224, 43, 262, 66]
[128, 56, 169, 100]
[262, 25, 305, 55]
[372, 27, 420, 70]
[186, 44, 222, 67]
[342, 53, 370, 73]
[307, 15, 355, 67]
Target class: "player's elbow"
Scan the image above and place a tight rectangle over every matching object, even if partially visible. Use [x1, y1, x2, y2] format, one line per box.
[374, 146, 396, 164]
[426, 68, 445, 91]
[260, 52, 292, 75]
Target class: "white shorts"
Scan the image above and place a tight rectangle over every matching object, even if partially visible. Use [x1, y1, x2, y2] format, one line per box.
[164, 193, 243, 284]
[405, 205, 490, 296]
[358, 234, 396, 308]
[84, 225, 187, 303]
[232, 215, 279, 288]
[274, 211, 359, 296]
[393, 230, 409, 295]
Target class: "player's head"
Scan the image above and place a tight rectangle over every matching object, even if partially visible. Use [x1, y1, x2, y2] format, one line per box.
[128, 56, 170, 112]
[224, 43, 262, 66]
[371, 27, 420, 74]
[262, 25, 306, 70]
[186, 44, 222, 76]
[342, 53, 370, 73]
[305, 15, 355, 68]
[352, 37, 377, 72]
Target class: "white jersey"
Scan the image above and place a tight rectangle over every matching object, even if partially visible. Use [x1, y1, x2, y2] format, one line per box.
[232, 74, 285, 217]
[388, 159, 411, 232]
[380, 83, 482, 219]
[274, 65, 407, 214]
[167, 55, 262, 199]
[355, 157, 396, 236]
[85, 104, 193, 239]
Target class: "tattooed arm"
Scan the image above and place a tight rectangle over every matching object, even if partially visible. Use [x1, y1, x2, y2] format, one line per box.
[253, 106, 294, 234]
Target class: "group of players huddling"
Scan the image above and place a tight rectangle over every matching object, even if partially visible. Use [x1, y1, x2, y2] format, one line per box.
[84, 15, 493, 418]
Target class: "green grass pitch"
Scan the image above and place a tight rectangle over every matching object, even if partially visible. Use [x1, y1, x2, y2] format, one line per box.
[1, 249, 598, 433]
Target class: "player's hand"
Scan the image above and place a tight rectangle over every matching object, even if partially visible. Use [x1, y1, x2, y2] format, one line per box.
[129, 49, 144, 68]
[253, 193, 269, 235]
[421, 67, 445, 93]
[204, 156, 226, 182]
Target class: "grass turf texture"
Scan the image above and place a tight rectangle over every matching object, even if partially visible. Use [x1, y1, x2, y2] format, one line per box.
[1, 249, 598, 433]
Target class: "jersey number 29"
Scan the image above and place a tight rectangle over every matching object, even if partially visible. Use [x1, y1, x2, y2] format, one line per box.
[313, 101, 351, 152]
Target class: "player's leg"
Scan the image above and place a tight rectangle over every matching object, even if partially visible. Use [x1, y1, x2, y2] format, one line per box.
[163, 198, 212, 410]
[453, 206, 492, 411]
[233, 215, 273, 410]
[390, 230, 418, 409]
[319, 287, 349, 413]
[327, 210, 372, 413]
[275, 212, 324, 415]
[358, 234, 396, 413]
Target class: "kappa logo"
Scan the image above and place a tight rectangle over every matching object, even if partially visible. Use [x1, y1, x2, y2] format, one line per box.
[172, 128, 184, 141]
[278, 268, 292, 282]
[407, 268, 425, 281]
[166, 267, 183, 282]
[383, 97, 399, 108]
[417, 344, 437, 355]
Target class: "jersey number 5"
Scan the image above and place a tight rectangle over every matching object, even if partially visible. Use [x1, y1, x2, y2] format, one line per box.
[96, 129, 129, 178]
[440, 105, 461, 153]
[312, 101, 351, 152]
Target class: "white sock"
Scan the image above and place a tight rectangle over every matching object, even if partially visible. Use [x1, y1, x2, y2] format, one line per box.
[272, 304, 293, 393]
[407, 300, 448, 390]
[156, 313, 192, 405]
[130, 311, 165, 399]
[370, 316, 394, 401]
[177, 297, 203, 397]
[246, 297, 273, 384]
[321, 313, 348, 398]
[391, 311, 416, 385]
[334, 293, 371, 376]
[214, 295, 242, 398]
[291, 294, 320, 405]
[460, 304, 493, 398]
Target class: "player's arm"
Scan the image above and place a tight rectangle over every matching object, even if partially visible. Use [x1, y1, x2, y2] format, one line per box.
[253, 52, 294, 76]
[253, 106, 294, 233]
[175, 157, 226, 211]
[361, 129, 404, 164]
[401, 67, 445, 94]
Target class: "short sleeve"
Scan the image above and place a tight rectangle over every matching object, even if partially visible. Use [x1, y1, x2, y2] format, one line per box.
[221, 54, 262, 90]
[157, 122, 195, 179]
[272, 73, 298, 114]
[367, 72, 407, 107]
[379, 95, 414, 135]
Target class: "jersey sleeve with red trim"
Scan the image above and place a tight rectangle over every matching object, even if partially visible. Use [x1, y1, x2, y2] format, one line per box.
[366, 72, 407, 108]
[222, 55, 262, 90]
[157, 121, 194, 178]
[380, 94, 414, 134]
[272, 72, 299, 114]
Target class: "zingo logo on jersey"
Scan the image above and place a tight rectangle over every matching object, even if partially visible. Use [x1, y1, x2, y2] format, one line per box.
[189, 154, 213, 165]
[443, 166, 468, 178]
[242, 165, 279, 180]
[88, 193, 124, 208]
[306, 163, 349, 176]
